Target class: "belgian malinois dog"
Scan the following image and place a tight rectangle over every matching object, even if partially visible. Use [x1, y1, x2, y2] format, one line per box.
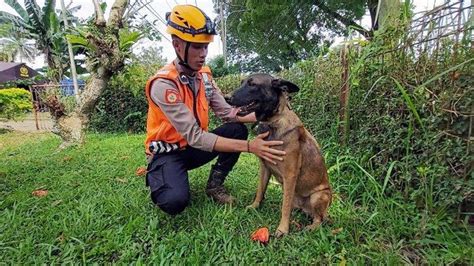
[229, 73, 332, 237]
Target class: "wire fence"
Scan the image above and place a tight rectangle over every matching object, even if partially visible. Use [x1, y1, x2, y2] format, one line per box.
[29, 83, 85, 131]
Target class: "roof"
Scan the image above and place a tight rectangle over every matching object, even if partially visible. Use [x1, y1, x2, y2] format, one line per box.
[0, 62, 40, 83]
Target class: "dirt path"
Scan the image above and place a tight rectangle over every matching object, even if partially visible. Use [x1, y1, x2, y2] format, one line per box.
[0, 112, 53, 132]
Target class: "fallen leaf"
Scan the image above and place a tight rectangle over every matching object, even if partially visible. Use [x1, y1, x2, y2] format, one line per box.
[451, 71, 461, 80]
[120, 156, 130, 160]
[116, 178, 128, 183]
[331, 227, 343, 235]
[251, 227, 270, 245]
[32, 189, 48, 197]
[52, 200, 63, 207]
[135, 167, 147, 176]
[57, 232, 65, 243]
[62, 156, 73, 162]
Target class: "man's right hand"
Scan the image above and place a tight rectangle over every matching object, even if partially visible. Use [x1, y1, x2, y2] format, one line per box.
[249, 131, 286, 165]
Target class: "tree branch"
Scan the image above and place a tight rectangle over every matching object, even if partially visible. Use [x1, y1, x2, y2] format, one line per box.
[91, 0, 106, 26]
[107, 0, 128, 28]
[313, 0, 373, 39]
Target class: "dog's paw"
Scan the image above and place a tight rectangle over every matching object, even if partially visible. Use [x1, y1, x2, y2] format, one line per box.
[274, 228, 288, 238]
[304, 223, 319, 231]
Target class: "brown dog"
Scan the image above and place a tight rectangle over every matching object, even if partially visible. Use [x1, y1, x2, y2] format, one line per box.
[229, 73, 332, 237]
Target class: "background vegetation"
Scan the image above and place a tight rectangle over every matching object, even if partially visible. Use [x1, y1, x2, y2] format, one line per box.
[0, 88, 31, 120]
[0, 0, 472, 264]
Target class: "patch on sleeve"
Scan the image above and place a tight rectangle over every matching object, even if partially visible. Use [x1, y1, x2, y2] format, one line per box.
[165, 89, 182, 104]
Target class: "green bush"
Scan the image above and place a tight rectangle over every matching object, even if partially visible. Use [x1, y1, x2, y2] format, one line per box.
[214, 73, 243, 95]
[89, 63, 159, 133]
[278, 31, 472, 211]
[215, 30, 472, 212]
[0, 88, 32, 120]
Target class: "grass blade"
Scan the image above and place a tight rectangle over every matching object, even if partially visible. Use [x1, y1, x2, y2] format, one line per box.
[391, 77, 424, 130]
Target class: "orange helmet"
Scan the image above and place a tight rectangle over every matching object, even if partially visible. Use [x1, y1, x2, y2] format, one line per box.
[165, 5, 217, 43]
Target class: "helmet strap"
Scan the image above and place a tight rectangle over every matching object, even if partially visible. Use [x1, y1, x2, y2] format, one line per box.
[177, 41, 198, 71]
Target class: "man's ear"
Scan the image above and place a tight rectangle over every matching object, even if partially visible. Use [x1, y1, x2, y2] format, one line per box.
[172, 38, 182, 53]
[271, 78, 300, 93]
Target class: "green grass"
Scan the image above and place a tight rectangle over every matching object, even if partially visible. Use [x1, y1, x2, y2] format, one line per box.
[0, 132, 472, 264]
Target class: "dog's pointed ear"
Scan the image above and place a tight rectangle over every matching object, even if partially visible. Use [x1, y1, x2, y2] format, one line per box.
[271, 78, 300, 93]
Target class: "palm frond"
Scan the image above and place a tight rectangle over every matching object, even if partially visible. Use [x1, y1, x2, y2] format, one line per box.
[24, 0, 44, 35]
[41, 0, 56, 30]
[49, 11, 60, 34]
[67, 5, 82, 14]
[0, 11, 35, 32]
[4, 0, 29, 21]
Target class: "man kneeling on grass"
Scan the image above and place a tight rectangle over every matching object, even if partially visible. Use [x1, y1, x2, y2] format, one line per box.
[144, 5, 286, 215]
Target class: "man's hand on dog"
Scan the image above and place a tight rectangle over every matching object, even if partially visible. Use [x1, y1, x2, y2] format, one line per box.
[249, 131, 286, 165]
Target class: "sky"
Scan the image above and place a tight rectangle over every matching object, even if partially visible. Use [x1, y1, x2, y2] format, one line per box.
[0, 0, 458, 69]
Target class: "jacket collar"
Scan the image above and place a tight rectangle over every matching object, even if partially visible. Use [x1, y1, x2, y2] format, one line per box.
[173, 59, 202, 85]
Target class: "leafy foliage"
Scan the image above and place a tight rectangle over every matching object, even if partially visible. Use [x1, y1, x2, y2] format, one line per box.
[0, 23, 36, 63]
[131, 46, 166, 68]
[0, 88, 32, 120]
[207, 55, 239, 78]
[67, 26, 142, 72]
[215, 0, 375, 72]
[281, 31, 472, 211]
[89, 63, 160, 133]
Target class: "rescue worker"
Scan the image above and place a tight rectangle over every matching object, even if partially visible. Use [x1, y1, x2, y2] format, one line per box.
[144, 5, 285, 215]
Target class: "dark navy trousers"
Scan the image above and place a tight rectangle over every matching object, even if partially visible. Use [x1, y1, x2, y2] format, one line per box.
[146, 122, 248, 215]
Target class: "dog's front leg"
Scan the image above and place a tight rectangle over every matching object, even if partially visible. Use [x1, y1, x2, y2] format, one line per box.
[247, 160, 270, 209]
[275, 175, 297, 237]
[275, 154, 301, 237]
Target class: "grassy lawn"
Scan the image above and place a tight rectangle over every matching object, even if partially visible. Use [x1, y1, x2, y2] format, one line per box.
[0, 132, 472, 264]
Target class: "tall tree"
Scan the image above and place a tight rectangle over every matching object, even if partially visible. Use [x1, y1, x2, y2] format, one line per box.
[46, 0, 141, 148]
[215, 0, 380, 72]
[0, 0, 69, 82]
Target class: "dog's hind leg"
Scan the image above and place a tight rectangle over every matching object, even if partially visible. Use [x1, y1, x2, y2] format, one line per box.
[247, 161, 271, 209]
[305, 188, 332, 231]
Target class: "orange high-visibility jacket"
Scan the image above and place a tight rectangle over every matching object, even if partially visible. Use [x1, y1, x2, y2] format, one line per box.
[144, 63, 211, 155]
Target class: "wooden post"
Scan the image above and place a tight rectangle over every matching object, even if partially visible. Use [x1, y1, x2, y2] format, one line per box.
[29, 86, 40, 130]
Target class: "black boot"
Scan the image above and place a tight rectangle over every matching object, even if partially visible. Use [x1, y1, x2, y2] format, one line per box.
[205, 168, 236, 204]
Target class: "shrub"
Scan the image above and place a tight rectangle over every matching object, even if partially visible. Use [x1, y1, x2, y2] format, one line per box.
[214, 73, 243, 95]
[89, 63, 158, 133]
[0, 88, 32, 120]
[214, 31, 472, 212]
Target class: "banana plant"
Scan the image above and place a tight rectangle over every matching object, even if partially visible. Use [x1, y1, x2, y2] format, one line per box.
[0, 0, 69, 82]
[0, 23, 36, 62]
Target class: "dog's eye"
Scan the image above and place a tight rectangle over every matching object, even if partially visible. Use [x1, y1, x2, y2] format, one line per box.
[247, 78, 254, 87]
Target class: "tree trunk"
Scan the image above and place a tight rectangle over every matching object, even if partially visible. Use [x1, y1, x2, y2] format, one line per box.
[52, 70, 110, 148]
[378, 0, 401, 31]
[48, 0, 129, 149]
[367, 0, 379, 31]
